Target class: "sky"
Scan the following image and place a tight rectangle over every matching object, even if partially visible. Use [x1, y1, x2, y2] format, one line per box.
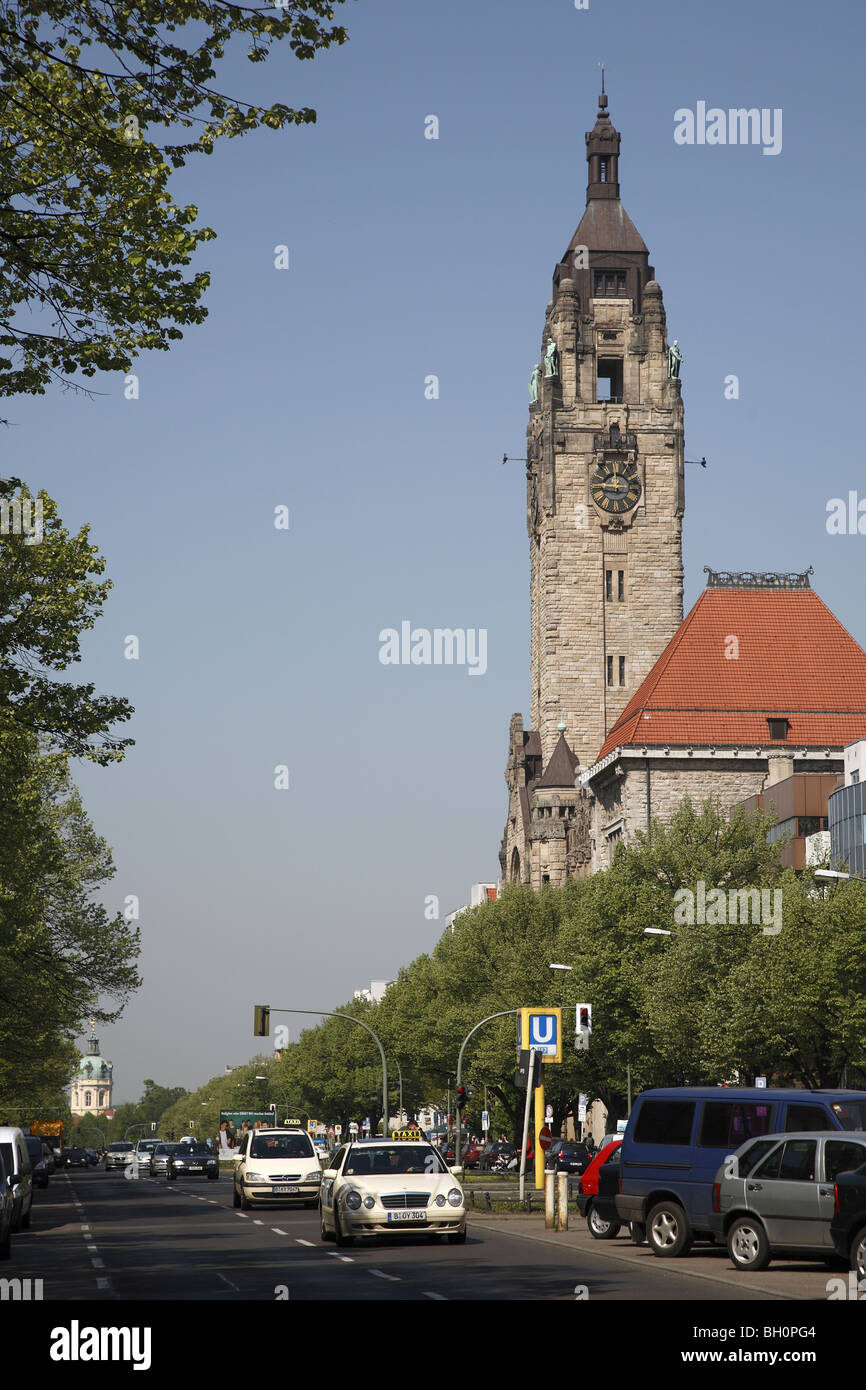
[8, 0, 866, 1101]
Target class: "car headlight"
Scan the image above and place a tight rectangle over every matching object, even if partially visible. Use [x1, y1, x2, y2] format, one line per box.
[172, 1159, 185, 1167]
[307, 1170, 322, 1183]
[434, 1194, 447, 1207]
[447, 1188, 463, 1207]
[363, 1196, 375, 1209]
[244, 1170, 267, 1182]
[345, 1190, 362, 1210]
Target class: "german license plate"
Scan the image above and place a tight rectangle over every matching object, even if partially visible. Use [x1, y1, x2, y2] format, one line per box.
[274, 1185, 299, 1194]
[387, 1210, 427, 1223]
[189, 1165, 202, 1171]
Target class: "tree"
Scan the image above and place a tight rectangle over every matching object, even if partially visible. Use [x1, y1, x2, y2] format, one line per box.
[0, 480, 133, 762]
[0, 0, 350, 395]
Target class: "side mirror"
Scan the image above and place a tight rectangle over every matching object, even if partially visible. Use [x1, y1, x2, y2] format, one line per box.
[323, 1169, 338, 1179]
[449, 1165, 464, 1178]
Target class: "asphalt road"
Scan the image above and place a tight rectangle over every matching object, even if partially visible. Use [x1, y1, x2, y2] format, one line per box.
[1, 1167, 804, 1303]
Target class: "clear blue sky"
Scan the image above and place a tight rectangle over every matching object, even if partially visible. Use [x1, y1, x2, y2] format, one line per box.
[10, 0, 865, 1101]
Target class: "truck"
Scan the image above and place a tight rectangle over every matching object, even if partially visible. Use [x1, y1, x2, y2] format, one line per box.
[27, 1120, 64, 1158]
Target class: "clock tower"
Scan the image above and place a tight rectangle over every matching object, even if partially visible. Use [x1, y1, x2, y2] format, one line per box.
[501, 87, 685, 887]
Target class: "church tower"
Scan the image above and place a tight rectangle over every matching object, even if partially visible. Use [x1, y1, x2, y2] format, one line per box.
[501, 87, 685, 887]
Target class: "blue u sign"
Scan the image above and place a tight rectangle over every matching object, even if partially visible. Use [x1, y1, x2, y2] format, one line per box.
[528, 1013, 558, 1053]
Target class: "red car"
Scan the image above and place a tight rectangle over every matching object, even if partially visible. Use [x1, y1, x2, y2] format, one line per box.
[576, 1141, 622, 1238]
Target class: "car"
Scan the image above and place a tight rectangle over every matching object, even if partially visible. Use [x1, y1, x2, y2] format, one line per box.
[577, 1140, 623, 1238]
[478, 1141, 517, 1172]
[64, 1147, 89, 1169]
[709, 1130, 866, 1271]
[25, 1136, 50, 1189]
[545, 1140, 591, 1175]
[461, 1142, 483, 1169]
[320, 1139, 466, 1246]
[133, 1138, 164, 1173]
[831, 1161, 866, 1279]
[0, 1128, 34, 1231]
[151, 1142, 180, 1176]
[233, 1127, 321, 1209]
[105, 1141, 135, 1172]
[0, 1148, 13, 1260]
[614, 1086, 866, 1259]
[42, 1144, 56, 1176]
[166, 1140, 219, 1182]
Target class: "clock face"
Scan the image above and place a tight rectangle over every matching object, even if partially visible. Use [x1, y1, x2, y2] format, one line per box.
[590, 461, 642, 514]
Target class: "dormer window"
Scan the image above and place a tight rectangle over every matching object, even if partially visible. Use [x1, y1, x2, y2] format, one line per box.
[767, 717, 790, 741]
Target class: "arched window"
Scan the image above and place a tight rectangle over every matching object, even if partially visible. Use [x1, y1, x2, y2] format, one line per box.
[85, 1091, 92, 1107]
[510, 847, 521, 883]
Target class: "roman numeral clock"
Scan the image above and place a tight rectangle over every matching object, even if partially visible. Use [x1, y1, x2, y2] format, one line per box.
[589, 426, 643, 520]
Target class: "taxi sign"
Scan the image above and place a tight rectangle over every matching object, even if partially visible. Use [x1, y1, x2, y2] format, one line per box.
[285, 1118, 302, 1127]
[391, 1127, 423, 1141]
[518, 1007, 562, 1063]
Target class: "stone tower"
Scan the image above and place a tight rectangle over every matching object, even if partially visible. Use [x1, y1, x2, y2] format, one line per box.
[500, 88, 686, 888]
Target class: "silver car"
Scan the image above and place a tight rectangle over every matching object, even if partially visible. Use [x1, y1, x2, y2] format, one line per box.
[710, 1130, 866, 1271]
[151, 1142, 179, 1176]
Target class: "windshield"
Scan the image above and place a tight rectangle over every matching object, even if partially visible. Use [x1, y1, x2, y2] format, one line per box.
[137, 1141, 160, 1152]
[155, 1144, 178, 1155]
[344, 1145, 447, 1176]
[110, 1143, 133, 1151]
[250, 1134, 314, 1160]
[176, 1143, 212, 1155]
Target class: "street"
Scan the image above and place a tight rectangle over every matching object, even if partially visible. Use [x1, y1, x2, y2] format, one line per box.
[4, 1168, 832, 1303]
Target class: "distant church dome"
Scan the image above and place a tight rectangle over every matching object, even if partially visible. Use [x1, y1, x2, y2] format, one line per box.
[68, 1021, 114, 1116]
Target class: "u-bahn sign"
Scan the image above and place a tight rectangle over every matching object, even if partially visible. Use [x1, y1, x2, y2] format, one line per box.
[518, 1007, 562, 1063]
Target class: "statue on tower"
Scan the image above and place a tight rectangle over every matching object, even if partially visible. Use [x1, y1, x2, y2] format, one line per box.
[667, 338, 683, 379]
[529, 363, 541, 402]
[544, 338, 560, 379]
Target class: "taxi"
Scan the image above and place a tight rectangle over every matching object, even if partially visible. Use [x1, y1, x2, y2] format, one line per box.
[320, 1138, 466, 1246]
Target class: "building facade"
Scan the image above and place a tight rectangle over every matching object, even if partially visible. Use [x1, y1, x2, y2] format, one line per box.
[68, 1023, 113, 1117]
[828, 740, 866, 877]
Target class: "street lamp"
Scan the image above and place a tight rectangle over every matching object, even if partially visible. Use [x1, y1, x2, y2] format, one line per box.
[644, 927, 674, 936]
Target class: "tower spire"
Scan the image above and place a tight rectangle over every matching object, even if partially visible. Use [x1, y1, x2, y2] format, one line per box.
[586, 74, 619, 200]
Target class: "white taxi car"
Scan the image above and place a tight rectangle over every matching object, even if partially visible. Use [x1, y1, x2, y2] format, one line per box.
[320, 1140, 466, 1245]
[233, 1128, 322, 1209]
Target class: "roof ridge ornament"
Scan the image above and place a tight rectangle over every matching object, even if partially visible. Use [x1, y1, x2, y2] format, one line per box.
[703, 567, 814, 589]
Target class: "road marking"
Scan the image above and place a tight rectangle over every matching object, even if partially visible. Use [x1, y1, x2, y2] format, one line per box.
[327, 1253, 353, 1263]
[253, 1219, 265, 1225]
[236, 1212, 249, 1218]
[96, 1278, 111, 1290]
[296, 1238, 315, 1246]
[217, 1272, 239, 1292]
[86, 1243, 98, 1251]
[91, 1257, 105, 1269]
[423, 1292, 447, 1300]
[370, 1269, 401, 1281]
[80, 1224, 90, 1231]
[271, 1228, 287, 1235]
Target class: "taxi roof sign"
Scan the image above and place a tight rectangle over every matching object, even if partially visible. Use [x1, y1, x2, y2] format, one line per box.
[518, 1007, 562, 1062]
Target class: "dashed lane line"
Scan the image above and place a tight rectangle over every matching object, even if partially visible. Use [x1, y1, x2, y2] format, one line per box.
[423, 1292, 447, 1300]
[327, 1253, 354, 1263]
[296, 1239, 315, 1247]
[369, 1270, 401, 1282]
[91, 1258, 105, 1269]
[271, 1228, 287, 1235]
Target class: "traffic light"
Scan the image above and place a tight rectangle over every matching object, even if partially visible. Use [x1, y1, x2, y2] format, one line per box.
[456, 1085, 467, 1111]
[514, 1050, 545, 1088]
[575, 1003, 592, 1051]
[253, 1004, 270, 1037]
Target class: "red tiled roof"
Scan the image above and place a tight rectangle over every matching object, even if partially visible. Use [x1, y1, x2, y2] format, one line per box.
[595, 586, 866, 762]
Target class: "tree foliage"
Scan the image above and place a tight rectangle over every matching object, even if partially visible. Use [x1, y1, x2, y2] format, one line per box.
[0, 0, 350, 393]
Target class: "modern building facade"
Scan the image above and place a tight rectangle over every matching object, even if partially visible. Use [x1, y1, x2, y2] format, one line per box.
[828, 740, 866, 878]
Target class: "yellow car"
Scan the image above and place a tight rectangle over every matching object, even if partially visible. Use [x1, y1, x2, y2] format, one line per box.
[320, 1140, 466, 1246]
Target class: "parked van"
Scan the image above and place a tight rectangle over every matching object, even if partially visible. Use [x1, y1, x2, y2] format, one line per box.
[614, 1087, 866, 1257]
[0, 1126, 34, 1231]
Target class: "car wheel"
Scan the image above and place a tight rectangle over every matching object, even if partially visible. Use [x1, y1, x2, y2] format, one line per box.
[232, 1185, 241, 1208]
[727, 1216, 771, 1272]
[587, 1203, 621, 1240]
[321, 1209, 335, 1242]
[850, 1225, 866, 1280]
[647, 1201, 692, 1258]
[447, 1227, 467, 1244]
[629, 1222, 647, 1245]
[240, 1187, 251, 1211]
[334, 1205, 352, 1247]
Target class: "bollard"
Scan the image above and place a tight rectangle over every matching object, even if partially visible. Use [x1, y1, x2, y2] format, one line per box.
[485, 1191, 492, 1212]
[545, 1170, 556, 1229]
[557, 1172, 569, 1230]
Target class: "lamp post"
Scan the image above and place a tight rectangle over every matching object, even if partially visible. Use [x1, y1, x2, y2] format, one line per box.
[454, 1010, 519, 1169]
[263, 1007, 388, 1139]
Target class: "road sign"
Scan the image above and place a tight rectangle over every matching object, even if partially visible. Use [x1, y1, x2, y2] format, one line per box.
[545, 1104, 553, 1123]
[308, 1119, 318, 1133]
[755, 1076, 767, 1088]
[349, 1122, 359, 1134]
[335, 1125, 342, 1136]
[519, 1007, 562, 1062]
[481, 1110, 489, 1131]
[539, 1125, 552, 1152]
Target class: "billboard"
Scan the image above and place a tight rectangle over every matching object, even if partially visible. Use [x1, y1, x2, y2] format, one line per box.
[218, 1111, 274, 1155]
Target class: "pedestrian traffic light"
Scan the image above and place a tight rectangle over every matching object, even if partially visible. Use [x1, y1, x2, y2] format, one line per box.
[253, 1004, 270, 1037]
[456, 1085, 467, 1110]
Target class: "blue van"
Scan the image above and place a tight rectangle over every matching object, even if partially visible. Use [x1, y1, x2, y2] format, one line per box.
[614, 1087, 866, 1257]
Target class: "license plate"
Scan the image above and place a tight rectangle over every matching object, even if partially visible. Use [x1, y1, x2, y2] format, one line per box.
[387, 1210, 427, 1223]
[188, 1165, 202, 1171]
[273, 1185, 299, 1194]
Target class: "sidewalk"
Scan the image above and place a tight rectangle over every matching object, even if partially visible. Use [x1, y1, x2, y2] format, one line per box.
[469, 1213, 842, 1301]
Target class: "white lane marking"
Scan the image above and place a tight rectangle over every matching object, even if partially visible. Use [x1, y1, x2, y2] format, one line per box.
[80, 1225, 90, 1232]
[91, 1258, 105, 1269]
[296, 1238, 315, 1246]
[370, 1269, 401, 1281]
[217, 1272, 239, 1292]
[236, 1212, 249, 1218]
[327, 1253, 353, 1263]
[96, 1278, 111, 1290]
[86, 1243, 98, 1251]
[208, 1200, 219, 1204]
[253, 1219, 265, 1225]
[271, 1228, 287, 1235]
[423, 1292, 447, 1300]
